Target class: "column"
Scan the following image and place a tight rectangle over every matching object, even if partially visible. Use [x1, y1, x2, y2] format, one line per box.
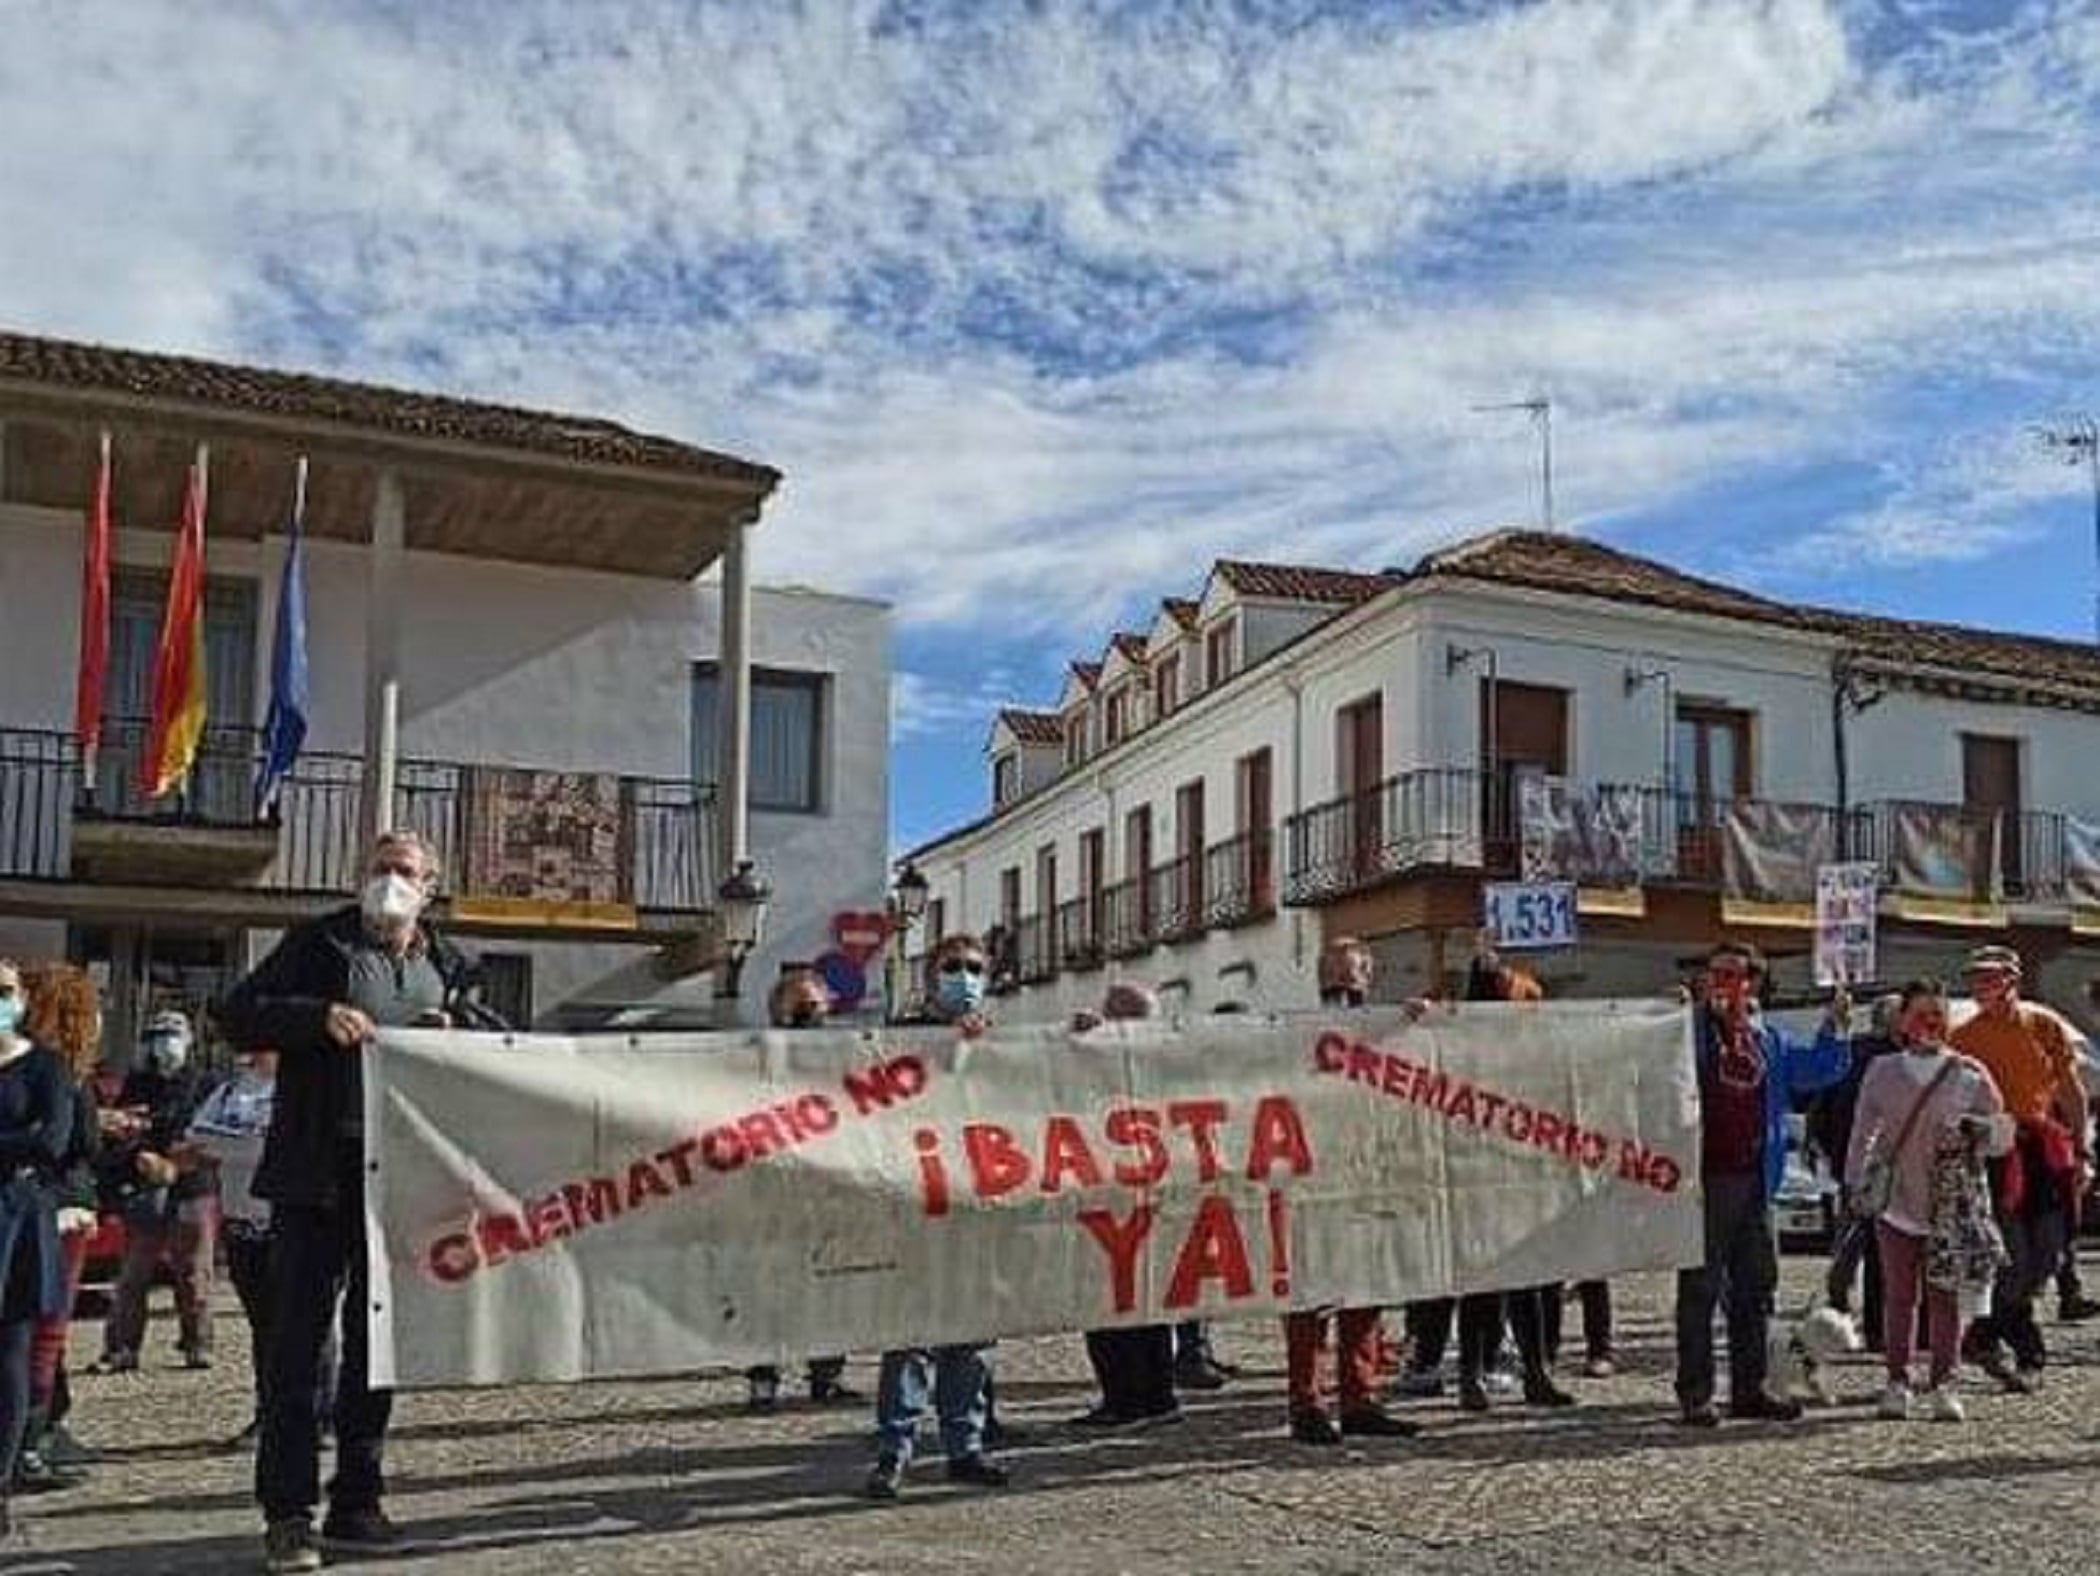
[361, 468, 404, 850]
[715, 518, 753, 885]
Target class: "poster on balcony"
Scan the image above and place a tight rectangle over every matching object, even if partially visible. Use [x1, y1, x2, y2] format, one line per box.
[363, 1001, 1701, 1388]
[463, 768, 627, 907]
[2066, 818, 2100, 910]
[1518, 777, 1643, 888]
[1887, 803, 1999, 900]
[1812, 862, 1879, 987]
[1722, 802, 1836, 904]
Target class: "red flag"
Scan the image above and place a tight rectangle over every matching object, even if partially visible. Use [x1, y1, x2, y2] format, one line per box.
[145, 447, 210, 799]
[74, 431, 113, 792]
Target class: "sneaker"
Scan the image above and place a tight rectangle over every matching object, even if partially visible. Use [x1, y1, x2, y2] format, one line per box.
[1582, 1356, 1616, 1380]
[1922, 1386, 1966, 1423]
[1288, 1411, 1343, 1446]
[945, 1454, 1011, 1489]
[320, 1505, 403, 1551]
[264, 1518, 323, 1574]
[43, 1425, 100, 1467]
[1339, 1406, 1420, 1439]
[1728, 1393, 1804, 1423]
[2058, 1293, 2100, 1324]
[13, 1448, 86, 1495]
[864, 1455, 904, 1500]
[1395, 1367, 1445, 1400]
[89, 1351, 138, 1376]
[1676, 1401, 1721, 1429]
[1877, 1382, 1912, 1421]
[1071, 1403, 1146, 1431]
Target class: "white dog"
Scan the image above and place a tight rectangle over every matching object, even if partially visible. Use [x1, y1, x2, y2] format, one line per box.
[1766, 1304, 1862, 1406]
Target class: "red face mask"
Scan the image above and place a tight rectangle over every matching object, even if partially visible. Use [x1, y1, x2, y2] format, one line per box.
[1708, 966, 1753, 1016]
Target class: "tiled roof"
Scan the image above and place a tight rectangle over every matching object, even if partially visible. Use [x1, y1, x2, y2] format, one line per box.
[0, 327, 778, 486]
[1215, 559, 1403, 604]
[1162, 598, 1200, 629]
[996, 708, 1065, 746]
[1109, 632, 1151, 663]
[1418, 529, 2100, 698]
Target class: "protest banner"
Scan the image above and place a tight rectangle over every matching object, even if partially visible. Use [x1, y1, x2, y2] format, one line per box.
[1813, 862, 1879, 986]
[364, 1002, 1700, 1388]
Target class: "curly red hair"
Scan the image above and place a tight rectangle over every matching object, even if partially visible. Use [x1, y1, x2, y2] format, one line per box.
[22, 962, 102, 1079]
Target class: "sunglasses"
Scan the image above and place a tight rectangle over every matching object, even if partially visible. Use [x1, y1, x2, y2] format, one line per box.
[938, 957, 986, 977]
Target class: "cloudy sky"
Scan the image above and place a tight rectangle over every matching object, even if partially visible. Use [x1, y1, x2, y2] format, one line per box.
[7, 0, 2100, 849]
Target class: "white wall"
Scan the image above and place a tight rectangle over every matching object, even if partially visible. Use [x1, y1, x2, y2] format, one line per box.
[1845, 690, 2100, 820]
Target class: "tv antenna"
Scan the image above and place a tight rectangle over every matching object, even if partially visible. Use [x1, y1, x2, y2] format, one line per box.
[2033, 415, 2100, 645]
[1473, 397, 1554, 532]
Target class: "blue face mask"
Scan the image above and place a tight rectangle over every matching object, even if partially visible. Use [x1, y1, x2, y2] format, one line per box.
[935, 967, 986, 1019]
[0, 997, 20, 1037]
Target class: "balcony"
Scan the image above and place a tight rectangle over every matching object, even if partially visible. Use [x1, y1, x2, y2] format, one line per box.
[1283, 767, 1485, 905]
[1148, 854, 1203, 944]
[1852, 801, 2071, 905]
[0, 724, 718, 928]
[1014, 912, 1057, 984]
[1056, 894, 1104, 972]
[1203, 829, 1277, 929]
[1101, 876, 1152, 960]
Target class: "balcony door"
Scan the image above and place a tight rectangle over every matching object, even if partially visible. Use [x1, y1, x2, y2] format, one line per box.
[1236, 748, 1273, 911]
[1124, 804, 1154, 939]
[1337, 694, 1383, 878]
[1674, 706, 1752, 882]
[1962, 734, 2022, 892]
[1482, 681, 1567, 872]
[102, 571, 258, 821]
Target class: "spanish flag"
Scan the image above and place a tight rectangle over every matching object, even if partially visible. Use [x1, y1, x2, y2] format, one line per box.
[145, 446, 209, 798]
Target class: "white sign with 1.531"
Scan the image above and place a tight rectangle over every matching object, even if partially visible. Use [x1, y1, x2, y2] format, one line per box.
[1483, 881, 1578, 952]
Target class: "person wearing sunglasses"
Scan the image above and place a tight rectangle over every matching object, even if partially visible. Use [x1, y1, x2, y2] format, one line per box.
[866, 933, 1008, 1500]
[1675, 941, 1851, 1429]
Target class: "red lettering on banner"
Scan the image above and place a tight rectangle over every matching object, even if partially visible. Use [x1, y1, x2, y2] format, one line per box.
[655, 1140, 700, 1189]
[796, 1094, 840, 1136]
[1104, 1106, 1169, 1187]
[561, 1176, 623, 1230]
[627, 1158, 674, 1208]
[1266, 1189, 1291, 1297]
[914, 1129, 951, 1216]
[526, 1193, 571, 1246]
[476, 1211, 531, 1268]
[964, 1124, 1033, 1199]
[1314, 1032, 1348, 1074]
[842, 1055, 930, 1117]
[429, 1233, 478, 1283]
[1309, 1027, 1686, 1199]
[1165, 1194, 1256, 1308]
[1168, 1100, 1230, 1182]
[1245, 1096, 1313, 1181]
[1078, 1204, 1157, 1313]
[701, 1127, 747, 1173]
[1040, 1116, 1105, 1194]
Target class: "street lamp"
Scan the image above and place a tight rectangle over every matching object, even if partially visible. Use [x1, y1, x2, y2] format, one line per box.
[892, 861, 930, 928]
[714, 859, 772, 1006]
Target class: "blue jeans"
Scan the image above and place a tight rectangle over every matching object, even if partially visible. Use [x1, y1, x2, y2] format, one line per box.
[874, 1346, 989, 1463]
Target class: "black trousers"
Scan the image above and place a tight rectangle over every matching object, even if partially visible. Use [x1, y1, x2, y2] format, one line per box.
[1539, 1282, 1614, 1364]
[1084, 1326, 1175, 1414]
[1675, 1173, 1777, 1408]
[256, 1185, 391, 1523]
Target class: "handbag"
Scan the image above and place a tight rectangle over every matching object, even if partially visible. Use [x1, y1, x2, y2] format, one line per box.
[1853, 1058, 1959, 1220]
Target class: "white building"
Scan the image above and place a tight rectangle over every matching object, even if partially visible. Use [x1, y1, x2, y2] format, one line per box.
[905, 530, 2100, 1023]
[0, 330, 889, 1047]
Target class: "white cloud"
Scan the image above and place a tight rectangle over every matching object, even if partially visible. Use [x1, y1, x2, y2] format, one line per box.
[1, 0, 2098, 668]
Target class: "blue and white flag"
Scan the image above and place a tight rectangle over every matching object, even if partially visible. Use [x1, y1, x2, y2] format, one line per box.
[256, 458, 311, 818]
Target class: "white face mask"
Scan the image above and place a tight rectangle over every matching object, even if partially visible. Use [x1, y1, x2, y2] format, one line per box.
[361, 871, 426, 929]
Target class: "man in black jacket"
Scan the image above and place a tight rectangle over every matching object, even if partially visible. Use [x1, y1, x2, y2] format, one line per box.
[219, 830, 483, 1575]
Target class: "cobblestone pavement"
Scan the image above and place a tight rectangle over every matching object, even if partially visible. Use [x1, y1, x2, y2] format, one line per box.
[22, 1253, 2100, 1575]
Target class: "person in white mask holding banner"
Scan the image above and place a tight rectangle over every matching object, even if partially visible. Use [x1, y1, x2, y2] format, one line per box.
[865, 932, 1010, 1502]
[219, 831, 494, 1575]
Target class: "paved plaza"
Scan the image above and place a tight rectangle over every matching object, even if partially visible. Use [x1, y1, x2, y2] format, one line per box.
[23, 1255, 2100, 1575]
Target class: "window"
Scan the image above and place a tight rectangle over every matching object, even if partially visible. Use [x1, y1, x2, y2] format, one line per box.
[1176, 780, 1206, 865]
[691, 665, 828, 814]
[1036, 844, 1058, 913]
[1106, 689, 1132, 746]
[1963, 733, 2024, 890]
[1237, 749, 1275, 906]
[474, 953, 535, 1029]
[999, 866, 1022, 934]
[993, 753, 1020, 807]
[1064, 709, 1088, 768]
[1673, 705, 1751, 811]
[1080, 828, 1106, 902]
[1154, 655, 1181, 720]
[1205, 621, 1238, 689]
